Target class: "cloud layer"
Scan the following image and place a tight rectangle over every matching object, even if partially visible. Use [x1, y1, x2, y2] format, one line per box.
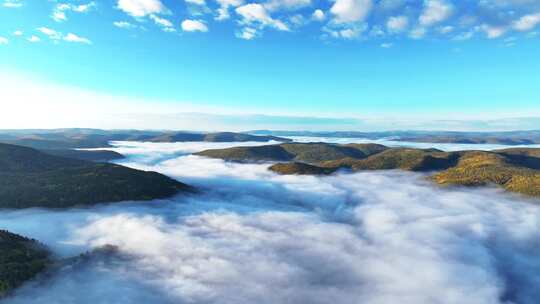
[2, 141, 540, 303]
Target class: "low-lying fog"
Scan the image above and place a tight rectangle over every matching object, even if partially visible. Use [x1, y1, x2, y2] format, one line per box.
[2, 141, 540, 304]
[287, 136, 540, 151]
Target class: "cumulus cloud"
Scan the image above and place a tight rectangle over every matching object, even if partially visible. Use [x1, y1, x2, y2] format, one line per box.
[63, 33, 92, 44]
[0, 37, 8, 44]
[481, 24, 507, 38]
[150, 14, 175, 31]
[330, 0, 372, 23]
[236, 27, 257, 39]
[215, 0, 244, 20]
[27, 35, 40, 42]
[181, 19, 208, 32]
[117, 0, 167, 17]
[419, 0, 453, 26]
[37, 27, 62, 40]
[52, 2, 96, 22]
[312, 9, 325, 21]
[513, 12, 540, 31]
[35, 27, 91, 44]
[386, 15, 408, 32]
[3, 141, 540, 304]
[235, 4, 289, 31]
[12, 30, 23, 36]
[409, 26, 426, 39]
[263, 0, 311, 12]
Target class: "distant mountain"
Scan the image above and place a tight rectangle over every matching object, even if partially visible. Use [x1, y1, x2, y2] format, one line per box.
[248, 130, 540, 145]
[0, 230, 51, 298]
[196, 143, 540, 197]
[0, 143, 193, 208]
[0, 129, 291, 149]
[195, 143, 387, 163]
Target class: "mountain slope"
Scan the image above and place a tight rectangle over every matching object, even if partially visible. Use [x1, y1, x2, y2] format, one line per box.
[196, 143, 540, 197]
[0, 230, 51, 298]
[0, 143, 192, 208]
[195, 143, 387, 163]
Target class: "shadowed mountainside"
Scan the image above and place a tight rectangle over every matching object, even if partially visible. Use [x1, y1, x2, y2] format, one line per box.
[196, 143, 540, 197]
[39, 149, 125, 162]
[0, 143, 193, 208]
[0, 230, 51, 298]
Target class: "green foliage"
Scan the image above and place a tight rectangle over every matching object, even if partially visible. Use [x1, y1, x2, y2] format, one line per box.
[0, 230, 51, 298]
[39, 149, 125, 162]
[196, 142, 540, 197]
[0, 143, 192, 209]
[269, 162, 336, 175]
[196, 143, 388, 164]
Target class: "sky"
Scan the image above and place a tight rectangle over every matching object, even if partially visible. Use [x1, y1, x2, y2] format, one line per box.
[0, 0, 539, 130]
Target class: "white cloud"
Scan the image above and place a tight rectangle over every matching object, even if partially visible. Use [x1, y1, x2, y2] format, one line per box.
[52, 11, 67, 22]
[452, 30, 474, 40]
[263, 0, 311, 12]
[512, 12, 540, 31]
[419, 0, 453, 27]
[63, 33, 92, 44]
[37, 27, 62, 40]
[409, 27, 426, 39]
[72, 2, 95, 12]
[438, 25, 454, 34]
[52, 2, 96, 22]
[186, 0, 205, 5]
[324, 23, 367, 39]
[481, 24, 507, 38]
[330, 0, 372, 23]
[113, 21, 135, 29]
[215, 0, 244, 20]
[117, 0, 167, 17]
[236, 3, 289, 31]
[13, 30, 23, 36]
[380, 42, 393, 48]
[27, 35, 40, 42]
[2, 0, 21, 8]
[150, 14, 174, 29]
[236, 27, 257, 40]
[181, 19, 209, 32]
[386, 15, 408, 32]
[312, 9, 325, 21]
[0, 37, 8, 44]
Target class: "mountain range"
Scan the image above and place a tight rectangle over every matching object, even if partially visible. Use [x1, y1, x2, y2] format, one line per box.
[196, 143, 540, 197]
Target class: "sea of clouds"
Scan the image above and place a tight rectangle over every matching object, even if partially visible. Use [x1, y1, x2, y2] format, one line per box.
[2, 141, 540, 304]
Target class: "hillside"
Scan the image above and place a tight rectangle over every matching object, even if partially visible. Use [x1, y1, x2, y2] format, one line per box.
[195, 143, 387, 163]
[0, 143, 192, 208]
[40, 149, 125, 162]
[0, 230, 51, 298]
[197, 143, 540, 197]
[269, 162, 336, 175]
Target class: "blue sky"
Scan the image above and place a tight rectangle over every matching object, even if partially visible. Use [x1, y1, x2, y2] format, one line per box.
[0, 0, 539, 130]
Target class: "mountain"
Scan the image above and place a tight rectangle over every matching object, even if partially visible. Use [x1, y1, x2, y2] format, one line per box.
[195, 143, 387, 163]
[151, 132, 291, 143]
[0, 230, 51, 298]
[196, 143, 540, 197]
[0, 143, 193, 208]
[248, 130, 540, 145]
[39, 149, 124, 162]
[0, 129, 291, 149]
